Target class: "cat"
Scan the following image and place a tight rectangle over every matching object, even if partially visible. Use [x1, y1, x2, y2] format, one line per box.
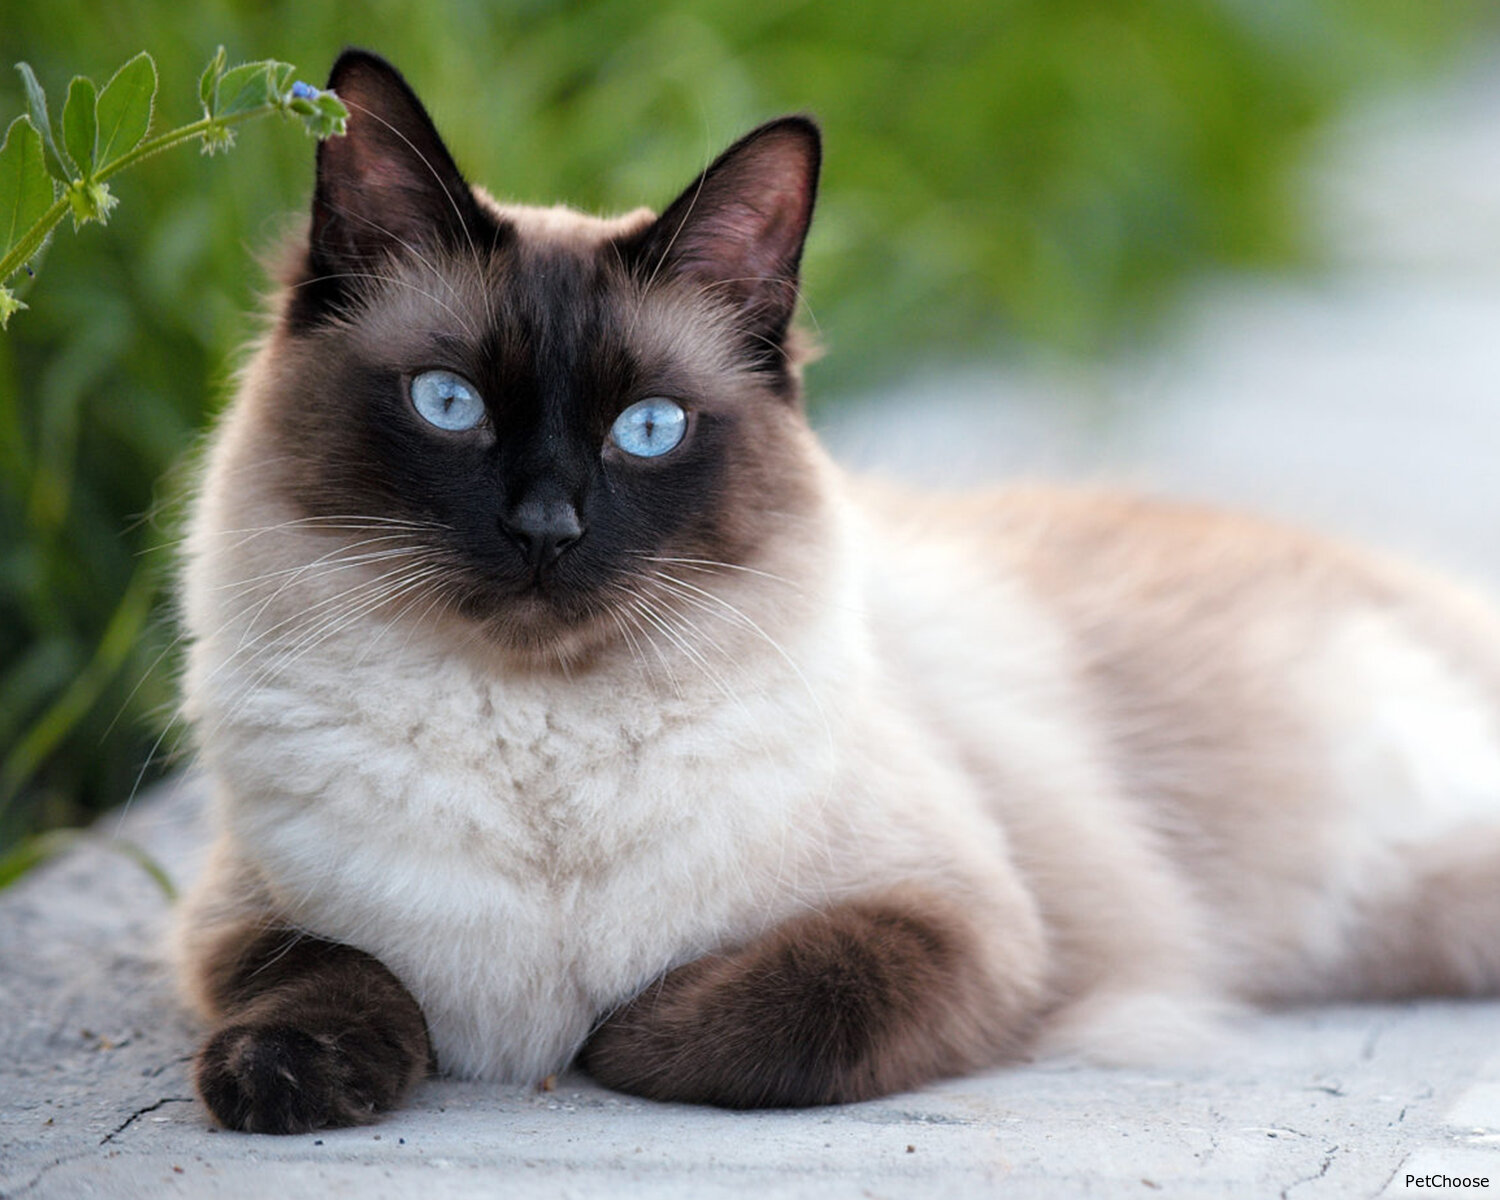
[173, 48, 1500, 1134]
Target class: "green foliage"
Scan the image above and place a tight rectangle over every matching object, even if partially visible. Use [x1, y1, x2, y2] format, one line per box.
[61, 77, 99, 183]
[95, 56, 158, 170]
[0, 117, 52, 318]
[0, 38, 351, 855]
[0, 826, 176, 896]
[0, 48, 348, 325]
[0, 0, 1492, 861]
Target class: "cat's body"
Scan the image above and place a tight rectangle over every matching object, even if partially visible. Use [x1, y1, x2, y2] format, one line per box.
[175, 51, 1500, 1132]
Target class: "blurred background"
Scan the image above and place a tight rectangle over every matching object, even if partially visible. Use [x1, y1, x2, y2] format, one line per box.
[1, 0, 1498, 864]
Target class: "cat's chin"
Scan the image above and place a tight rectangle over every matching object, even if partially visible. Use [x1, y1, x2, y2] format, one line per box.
[449, 589, 624, 672]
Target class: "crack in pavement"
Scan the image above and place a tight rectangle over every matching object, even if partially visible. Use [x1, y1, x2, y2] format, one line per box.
[99, 1096, 194, 1145]
[1280, 1146, 1340, 1199]
[5, 1149, 95, 1200]
[3, 1096, 196, 1196]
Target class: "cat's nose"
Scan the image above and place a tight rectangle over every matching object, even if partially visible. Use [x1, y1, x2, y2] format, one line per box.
[501, 498, 585, 570]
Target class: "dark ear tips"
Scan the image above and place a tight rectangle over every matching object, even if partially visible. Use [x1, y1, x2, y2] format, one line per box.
[295, 49, 483, 326]
[324, 47, 399, 92]
[742, 114, 821, 150]
[318, 49, 430, 138]
[745, 115, 822, 168]
[628, 114, 823, 362]
[727, 115, 822, 233]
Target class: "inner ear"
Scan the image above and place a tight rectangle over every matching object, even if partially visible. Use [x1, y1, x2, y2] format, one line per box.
[308, 49, 488, 278]
[626, 117, 821, 359]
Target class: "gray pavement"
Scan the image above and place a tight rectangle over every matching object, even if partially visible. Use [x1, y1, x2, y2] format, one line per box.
[8, 49, 1500, 1200]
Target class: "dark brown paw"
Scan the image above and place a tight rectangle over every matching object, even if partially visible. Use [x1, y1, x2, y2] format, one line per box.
[195, 1021, 394, 1134]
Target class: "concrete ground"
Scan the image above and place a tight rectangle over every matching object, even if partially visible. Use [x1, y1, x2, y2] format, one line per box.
[7, 50, 1500, 1200]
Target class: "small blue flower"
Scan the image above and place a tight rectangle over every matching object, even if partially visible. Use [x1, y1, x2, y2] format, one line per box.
[290, 81, 319, 101]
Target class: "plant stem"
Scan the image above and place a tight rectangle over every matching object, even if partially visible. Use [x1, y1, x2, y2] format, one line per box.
[0, 104, 279, 287]
[95, 105, 273, 182]
[0, 195, 69, 287]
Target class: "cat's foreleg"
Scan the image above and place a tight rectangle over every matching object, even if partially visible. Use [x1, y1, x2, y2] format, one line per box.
[580, 888, 1044, 1107]
[175, 842, 430, 1134]
[187, 925, 433, 1133]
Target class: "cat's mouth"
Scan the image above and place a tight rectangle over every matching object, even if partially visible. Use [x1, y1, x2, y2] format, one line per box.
[447, 570, 622, 664]
[458, 573, 583, 620]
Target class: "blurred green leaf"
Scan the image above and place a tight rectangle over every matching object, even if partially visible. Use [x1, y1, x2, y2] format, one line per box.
[0, 636, 79, 748]
[13, 64, 65, 182]
[213, 59, 291, 118]
[198, 45, 227, 115]
[0, 828, 64, 889]
[0, 828, 176, 897]
[60, 75, 97, 179]
[0, 563, 155, 817]
[95, 53, 157, 169]
[0, 116, 51, 264]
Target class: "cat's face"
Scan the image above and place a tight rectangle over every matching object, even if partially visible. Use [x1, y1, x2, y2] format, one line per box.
[244, 51, 825, 664]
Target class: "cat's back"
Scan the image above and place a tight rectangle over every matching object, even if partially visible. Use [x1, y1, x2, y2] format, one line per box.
[850, 474, 1500, 999]
[854, 475, 1500, 693]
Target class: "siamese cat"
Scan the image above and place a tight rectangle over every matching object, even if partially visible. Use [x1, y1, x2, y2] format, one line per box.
[175, 49, 1500, 1134]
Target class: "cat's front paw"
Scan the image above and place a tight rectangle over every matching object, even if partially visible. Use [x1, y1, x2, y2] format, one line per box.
[195, 1021, 390, 1134]
[581, 896, 1019, 1108]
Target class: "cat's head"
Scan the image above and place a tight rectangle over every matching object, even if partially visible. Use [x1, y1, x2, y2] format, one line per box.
[215, 50, 832, 667]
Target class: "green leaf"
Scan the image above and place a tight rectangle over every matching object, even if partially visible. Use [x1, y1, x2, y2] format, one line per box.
[0, 829, 63, 890]
[0, 829, 177, 897]
[0, 564, 156, 812]
[199, 45, 227, 115]
[214, 60, 290, 119]
[94, 52, 156, 169]
[61, 75, 97, 179]
[0, 116, 53, 265]
[209, 62, 259, 117]
[14, 64, 66, 181]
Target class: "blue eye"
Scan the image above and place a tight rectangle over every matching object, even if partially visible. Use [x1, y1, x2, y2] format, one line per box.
[610, 397, 687, 458]
[411, 370, 485, 432]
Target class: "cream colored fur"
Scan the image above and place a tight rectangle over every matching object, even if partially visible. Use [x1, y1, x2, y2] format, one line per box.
[177, 213, 1500, 1083]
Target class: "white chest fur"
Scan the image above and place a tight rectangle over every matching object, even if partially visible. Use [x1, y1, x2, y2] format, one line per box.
[196, 614, 850, 1080]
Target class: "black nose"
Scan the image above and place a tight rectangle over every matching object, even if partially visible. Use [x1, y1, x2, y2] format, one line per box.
[501, 498, 585, 570]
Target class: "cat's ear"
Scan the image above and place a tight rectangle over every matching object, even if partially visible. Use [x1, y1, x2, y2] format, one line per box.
[307, 50, 486, 277]
[630, 117, 821, 362]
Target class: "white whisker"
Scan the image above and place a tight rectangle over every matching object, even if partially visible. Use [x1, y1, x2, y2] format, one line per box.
[630, 552, 799, 589]
[644, 568, 834, 757]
